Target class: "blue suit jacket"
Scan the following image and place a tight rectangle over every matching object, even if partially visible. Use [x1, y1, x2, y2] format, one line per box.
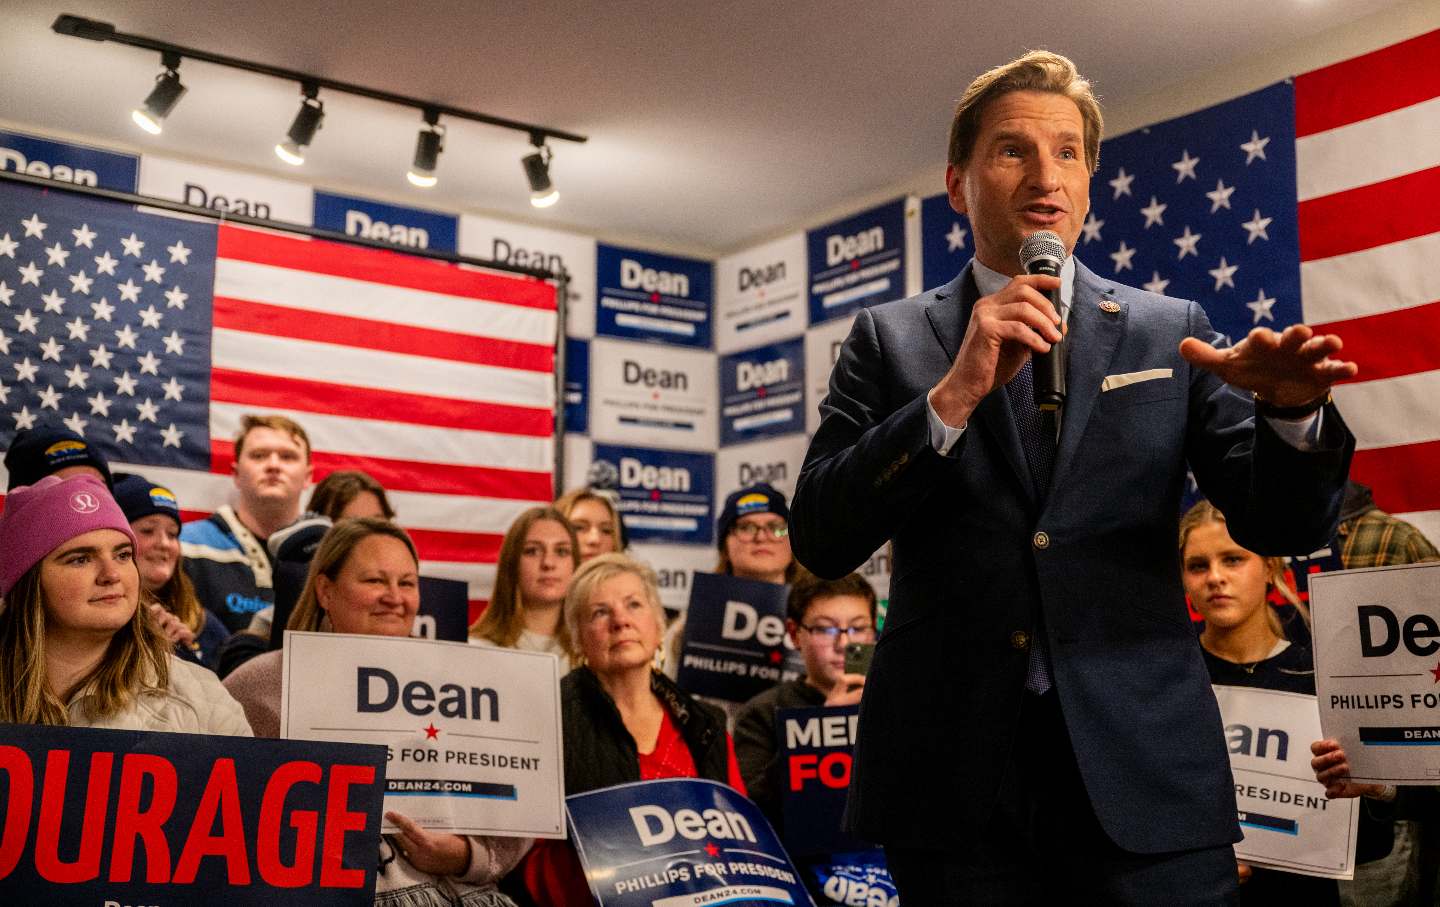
[791, 260, 1354, 853]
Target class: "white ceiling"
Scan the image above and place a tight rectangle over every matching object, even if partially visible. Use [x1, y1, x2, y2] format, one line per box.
[0, 0, 1418, 257]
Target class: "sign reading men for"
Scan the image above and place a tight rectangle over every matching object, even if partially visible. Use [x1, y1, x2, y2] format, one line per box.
[281, 632, 566, 838]
[1213, 686, 1360, 880]
[678, 572, 803, 703]
[567, 778, 814, 907]
[1312, 562, 1440, 784]
[0, 723, 386, 905]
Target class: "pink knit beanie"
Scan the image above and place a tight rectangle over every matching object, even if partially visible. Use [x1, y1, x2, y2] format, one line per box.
[0, 475, 137, 599]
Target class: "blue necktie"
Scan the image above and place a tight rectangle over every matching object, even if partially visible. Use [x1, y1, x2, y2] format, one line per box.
[1007, 360, 1056, 695]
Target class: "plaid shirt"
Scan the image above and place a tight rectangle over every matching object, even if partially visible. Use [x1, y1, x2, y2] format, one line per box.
[1337, 509, 1440, 569]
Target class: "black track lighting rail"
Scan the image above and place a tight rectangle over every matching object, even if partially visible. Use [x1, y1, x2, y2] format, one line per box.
[52, 13, 588, 146]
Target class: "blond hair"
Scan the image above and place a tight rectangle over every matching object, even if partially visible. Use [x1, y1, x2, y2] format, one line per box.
[562, 553, 667, 662]
[468, 507, 580, 651]
[288, 518, 419, 634]
[1178, 500, 1305, 634]
[0, 560, 170, 725]
[948, 50, 1104, 175]
[234, 413, 311, 462]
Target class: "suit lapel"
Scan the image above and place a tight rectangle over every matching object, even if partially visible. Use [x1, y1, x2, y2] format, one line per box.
[1052, 260, 1126, 492]
[924, 265, 1036, 505]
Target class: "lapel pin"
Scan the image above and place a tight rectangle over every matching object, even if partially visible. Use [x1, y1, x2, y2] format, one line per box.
[1099, 300, 1120, 313]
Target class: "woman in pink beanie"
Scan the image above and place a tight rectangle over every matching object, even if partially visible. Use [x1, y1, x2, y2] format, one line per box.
[0, 474, 251, 734]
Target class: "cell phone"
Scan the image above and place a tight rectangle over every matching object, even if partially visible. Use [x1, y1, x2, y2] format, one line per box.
[844, 642, 876, 677]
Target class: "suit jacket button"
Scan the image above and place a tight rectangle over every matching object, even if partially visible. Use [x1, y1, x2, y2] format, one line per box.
[1010, 630, 1030, 650]
[1033, 531, 1051, 549]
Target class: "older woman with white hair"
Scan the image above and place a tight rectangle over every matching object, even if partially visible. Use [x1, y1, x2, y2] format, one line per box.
[509, 553, 746, 904]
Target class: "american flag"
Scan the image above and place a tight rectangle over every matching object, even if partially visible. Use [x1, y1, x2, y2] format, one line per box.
[1075, 29, 1440, 544]
[0, 181, 558, 615]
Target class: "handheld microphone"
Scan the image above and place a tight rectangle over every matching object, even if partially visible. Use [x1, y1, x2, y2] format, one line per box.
[1018, 231, 1067, 411]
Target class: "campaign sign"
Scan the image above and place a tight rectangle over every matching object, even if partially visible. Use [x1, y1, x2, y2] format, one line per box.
[139, 155, 314, 224]
[590, 338, 718, 451]
[1312, 563, 1440, 784]
[565, 337, 590, 435]
[715, 434, 810, 506]
[1213, 686, 1360, 879]
[459, 213, 598, 338]
[716, 232, 807, 353]
[0, 129, 139, 191]
[591, 444, 715, 546]
[803, 315, 855, 435]
[806, 854, 897, 907]
[678, 572, 803, 703]
[596, 243, 714, 348]
[806, 200, 906, 326]
[567, 778, 815, 907]
[920, 192, 971, 292]
[719, 338, 806, 446]
[777, 705, 865, 856]
[0, 722, 385, 904]
[282, 632, 566, 838]
[416, 576, 472, 642]
[313, 191, 458, 252]
[627, 542, 719, 612]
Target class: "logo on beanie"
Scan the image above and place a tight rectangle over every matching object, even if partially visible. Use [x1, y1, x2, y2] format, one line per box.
[69, 490, 101, 514]
[44, 439, 89, 465]
[149, 486, 179, 512]
[735, 492, 770, 516]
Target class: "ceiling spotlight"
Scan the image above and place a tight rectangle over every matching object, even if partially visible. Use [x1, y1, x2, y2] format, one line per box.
[131, 53, 185, 135]
[523, 136, 558, 208]
[275, 86, 324, 166]
[406, 110, 444, 188]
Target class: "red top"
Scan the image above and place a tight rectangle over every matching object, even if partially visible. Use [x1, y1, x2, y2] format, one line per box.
[519, 710, 748, 905]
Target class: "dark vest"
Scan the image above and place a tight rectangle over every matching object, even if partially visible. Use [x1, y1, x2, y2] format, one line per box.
[562, 667, 730, 795]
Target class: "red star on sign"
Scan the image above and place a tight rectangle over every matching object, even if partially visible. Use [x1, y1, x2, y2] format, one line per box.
[1430, 661, 1440, 683]
[769, 650, 782, 664]
[704, 842, 720, 858]
[424, 723, 440, 740]
[650, 489, 662, 501]
[850, 259, 860, 271]
[650, 292, 661, 303]
[756, 386, 767, 398]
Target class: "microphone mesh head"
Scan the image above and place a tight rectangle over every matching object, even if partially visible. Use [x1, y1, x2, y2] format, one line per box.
[1019, 231, 1066, 271]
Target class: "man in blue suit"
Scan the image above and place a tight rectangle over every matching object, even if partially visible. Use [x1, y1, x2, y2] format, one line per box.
[791, 51, 1358, 903]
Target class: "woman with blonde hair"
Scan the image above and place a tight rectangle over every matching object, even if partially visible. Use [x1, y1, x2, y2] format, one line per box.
[553, 486, 626, 561]
[467, 506, 579, 659]
[1180, 499, 1393, 902]
[0, 474, 249, 734]
[224, 517, 525, 907]
[510, 553, 746, 904]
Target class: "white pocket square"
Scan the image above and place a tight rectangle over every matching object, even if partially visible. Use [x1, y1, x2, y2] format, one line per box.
[1101, 368, 1173, 392]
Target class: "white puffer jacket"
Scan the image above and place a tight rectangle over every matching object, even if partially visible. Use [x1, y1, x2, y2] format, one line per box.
[68, 654, 253, 736]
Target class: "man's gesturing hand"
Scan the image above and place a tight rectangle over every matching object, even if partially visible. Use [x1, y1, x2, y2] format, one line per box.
[1179, 324, 1357, 408]
[929, 274, 1063, 428]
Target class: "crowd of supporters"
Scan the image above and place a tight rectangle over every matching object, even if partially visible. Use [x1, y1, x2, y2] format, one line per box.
[2, 412, 1437, 905]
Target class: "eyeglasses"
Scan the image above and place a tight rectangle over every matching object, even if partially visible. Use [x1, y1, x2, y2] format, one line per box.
[800, 624, 875, 642]
[731, 522, 789, 541]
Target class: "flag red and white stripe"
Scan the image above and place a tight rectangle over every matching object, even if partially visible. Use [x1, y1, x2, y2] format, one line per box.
[1297, 29, 1440, 544]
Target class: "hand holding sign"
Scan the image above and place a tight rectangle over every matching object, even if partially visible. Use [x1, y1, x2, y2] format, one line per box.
[385, 811, 471, 876]
[1309, 739, 1389, 800]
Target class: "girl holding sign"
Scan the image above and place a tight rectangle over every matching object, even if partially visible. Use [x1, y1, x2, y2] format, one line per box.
[0, 474, 250, 734]
[1181, 500, 1394, 904]
[224, 518, 526, 907]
